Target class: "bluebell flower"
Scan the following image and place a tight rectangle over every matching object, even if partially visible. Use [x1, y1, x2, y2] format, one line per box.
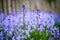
[21, 36, 27, 40]
[0, 12, 5, 30]
[16, 11, 24, 27]
[0, 32, 3, 40]
[25, 11, 37, 30]
[12, 36, 15, 40]
[15, 36, 21, 40]
[25, 29, 30, 37]
[48, 38, 54, 40]
[0, 12, 5, 22]
[38, 25, 45, 32]
[37, 9, 41, 13]
[50, 27, 60, 38]
[2, 11, 16, 36]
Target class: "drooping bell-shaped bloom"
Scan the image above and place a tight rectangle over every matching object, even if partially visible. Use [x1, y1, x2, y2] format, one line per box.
[50, 27, 60, 38]
[48, 38, 54, 40]
[37, 10, 55, 33]
[16, 11, 24, 27]
[0, 11, 5, 22]
[38, 11, 54, 27]
[0, 11, 6, 31]
[2, 11, 16, 36]
[12, 36, 21, 40]
[0, 32, 3, 40]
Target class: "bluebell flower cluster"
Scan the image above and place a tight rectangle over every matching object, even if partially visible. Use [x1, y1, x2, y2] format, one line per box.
[2, 11, 16, 36]
[0, 5, 60, 40]
[0, 11, 5, 23]
[50, 27, 60, 38]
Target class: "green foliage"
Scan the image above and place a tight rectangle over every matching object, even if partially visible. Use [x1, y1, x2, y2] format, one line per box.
[26, 28, 53, 40]
[26, 29, 40, 40]
[54, 22, 60, 30]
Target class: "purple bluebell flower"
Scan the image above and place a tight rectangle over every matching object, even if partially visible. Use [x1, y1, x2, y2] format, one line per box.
[48, 38, 54, 40]
[0, 12, 5, 22]
[25, 11, 37, 30]
[21, 36, 27, 40]
[15, 36, 21, 40]
[0, 32, 3, 40]
[38, 25, 45, 32]
[25, 29, 30, 37]
[12, 36, 15, 40]
[16, 11, 24, 27]
[37, 9, 41, 13]
[50, 27, 60, 38]
[37, 11, 54, 33]
[0, 11, 5, 30]
[2, 11, 16, 36]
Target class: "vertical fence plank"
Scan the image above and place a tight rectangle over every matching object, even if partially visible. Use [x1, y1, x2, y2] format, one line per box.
[17, 0, 20, 12]
[20, 0, 23, 11]
[0, 0, 58, 15]
[6, 0, 8, 15]
[15, 0, 18, 13]
[0, 0, 3, 11]
[35, 0, 40, 10]
[14, 0, 17, 13]
[12, 0, 15, 12]
[18, 0, 20, 11]
[3, 0, 7, 15]
[29, 0, 35, 10]
[7, 0, 11, 14]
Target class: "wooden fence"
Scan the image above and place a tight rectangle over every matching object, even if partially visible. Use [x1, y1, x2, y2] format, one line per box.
[0, 0, 60, 15]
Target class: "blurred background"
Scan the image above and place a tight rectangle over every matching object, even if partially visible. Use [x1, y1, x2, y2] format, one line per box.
[0, 0, 60, 15]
